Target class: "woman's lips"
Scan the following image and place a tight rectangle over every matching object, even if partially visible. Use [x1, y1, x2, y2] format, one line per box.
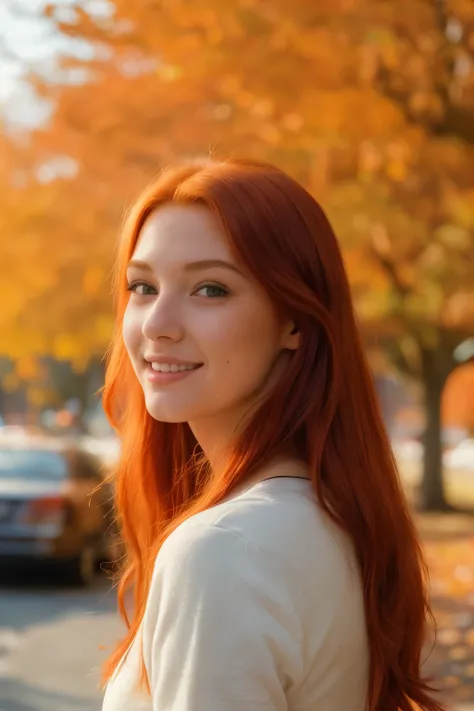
[145, 361, 203, 384]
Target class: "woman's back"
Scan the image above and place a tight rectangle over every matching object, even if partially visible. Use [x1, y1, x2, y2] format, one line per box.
[102, 476, 368, 710]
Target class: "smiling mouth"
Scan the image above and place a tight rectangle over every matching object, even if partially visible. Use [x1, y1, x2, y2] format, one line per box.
[146, 362, 203, 373]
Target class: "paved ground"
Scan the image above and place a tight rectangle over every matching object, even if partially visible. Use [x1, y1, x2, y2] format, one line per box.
[417, 512, 474, 711]
[0, 569, 122, 711]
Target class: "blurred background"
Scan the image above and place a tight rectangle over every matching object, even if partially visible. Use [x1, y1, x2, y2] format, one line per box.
[0, 0, 473, 709]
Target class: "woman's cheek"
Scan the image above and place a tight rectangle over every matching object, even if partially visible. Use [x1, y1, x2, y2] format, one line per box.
[122, 306, 141, 360]
[193, 311, 242, 349]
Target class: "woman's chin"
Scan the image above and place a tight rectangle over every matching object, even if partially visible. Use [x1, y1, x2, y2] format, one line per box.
[144, 395, 195, 424]
[146, 408, 189, 424]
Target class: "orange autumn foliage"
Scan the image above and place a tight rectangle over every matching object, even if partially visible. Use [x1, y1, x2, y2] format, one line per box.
[34, 0, 474, 345]
[443, 364, 474, 432]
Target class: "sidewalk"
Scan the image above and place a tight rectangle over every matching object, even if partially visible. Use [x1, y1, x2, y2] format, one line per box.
[393, 461, 474, 710]
[415, 506, 474, 710]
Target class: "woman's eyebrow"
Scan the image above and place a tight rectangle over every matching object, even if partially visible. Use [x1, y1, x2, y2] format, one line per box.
[127, 258, 243, 275]
[183, 259, 242, 275]
[127, 259, 153, 271]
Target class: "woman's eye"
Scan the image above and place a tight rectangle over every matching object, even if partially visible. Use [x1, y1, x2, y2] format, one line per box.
[194, 284, 229, 298]
[127, 282, 156, 296]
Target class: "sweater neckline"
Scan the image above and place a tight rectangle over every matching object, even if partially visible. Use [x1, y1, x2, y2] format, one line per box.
[246, 475, 313, 494]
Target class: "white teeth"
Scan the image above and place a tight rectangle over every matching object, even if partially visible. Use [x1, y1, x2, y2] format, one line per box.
[150, 363, 197, 373]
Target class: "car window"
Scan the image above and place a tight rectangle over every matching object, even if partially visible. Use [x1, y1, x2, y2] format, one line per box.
[0, 449, 68, 480]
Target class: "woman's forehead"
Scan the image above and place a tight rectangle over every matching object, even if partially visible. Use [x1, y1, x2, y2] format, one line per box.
[130, 203, 245, 276]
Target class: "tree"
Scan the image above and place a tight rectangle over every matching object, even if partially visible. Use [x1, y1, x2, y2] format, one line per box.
[13, 0, 474, 508]
[0, 123, 115, 367]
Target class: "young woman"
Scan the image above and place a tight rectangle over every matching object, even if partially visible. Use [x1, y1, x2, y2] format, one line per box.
[101, 159, 444, 711]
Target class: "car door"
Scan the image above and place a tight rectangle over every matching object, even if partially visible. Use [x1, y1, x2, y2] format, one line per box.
[70, 451, 106, 541]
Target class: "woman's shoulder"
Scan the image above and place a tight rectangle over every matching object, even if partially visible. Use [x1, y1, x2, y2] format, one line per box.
[142, 476, 365, 661]
[156, 477, 358, 590]
[140, 478, 368, 711]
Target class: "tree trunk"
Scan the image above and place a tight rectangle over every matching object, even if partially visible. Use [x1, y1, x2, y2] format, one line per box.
[418, 349, 451, 511]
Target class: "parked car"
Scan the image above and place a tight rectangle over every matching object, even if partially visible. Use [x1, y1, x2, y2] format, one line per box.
[0, 436, 122, 585]
[79, 434, 121, 468]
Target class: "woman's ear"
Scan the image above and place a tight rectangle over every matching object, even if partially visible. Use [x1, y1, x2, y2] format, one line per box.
[282, 321, 300, 351]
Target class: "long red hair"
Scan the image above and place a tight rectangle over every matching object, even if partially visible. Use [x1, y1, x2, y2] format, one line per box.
[102, 158, 444, 711]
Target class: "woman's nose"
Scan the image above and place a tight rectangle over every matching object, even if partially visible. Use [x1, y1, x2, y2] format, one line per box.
[141, 298, 185, 342]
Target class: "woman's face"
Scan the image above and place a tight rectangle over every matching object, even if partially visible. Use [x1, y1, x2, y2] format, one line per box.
[123, 203, 298, 427]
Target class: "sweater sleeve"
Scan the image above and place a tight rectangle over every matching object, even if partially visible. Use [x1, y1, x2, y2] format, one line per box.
[142, 522, 303, 711]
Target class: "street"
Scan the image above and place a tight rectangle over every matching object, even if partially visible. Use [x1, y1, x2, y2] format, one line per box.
[0, 571, 122, 711]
